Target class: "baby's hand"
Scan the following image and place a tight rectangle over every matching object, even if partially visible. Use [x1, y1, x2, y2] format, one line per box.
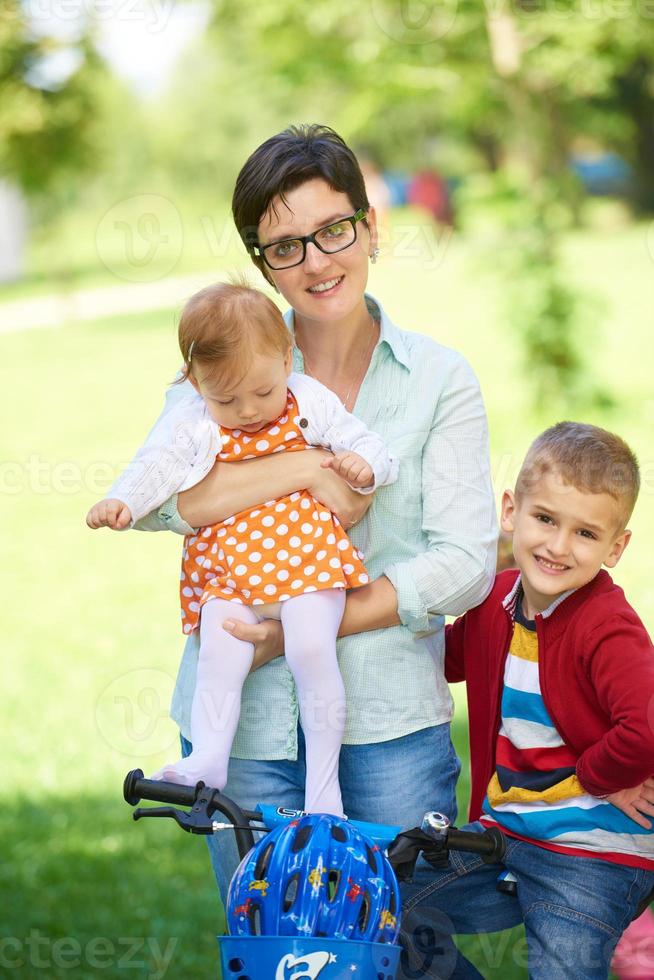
[86, 498, 132, 530]
[606, 777, 654, 829]
[321, 452, 373, 490]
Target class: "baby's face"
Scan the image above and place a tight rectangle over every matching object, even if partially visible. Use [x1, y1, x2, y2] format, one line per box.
[193, 348, 292, 432]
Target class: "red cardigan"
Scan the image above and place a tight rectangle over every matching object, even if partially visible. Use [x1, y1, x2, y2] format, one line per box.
[446, 569, 654, 822]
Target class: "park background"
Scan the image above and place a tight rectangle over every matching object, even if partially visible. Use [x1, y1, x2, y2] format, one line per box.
[2, 0, 654, 976]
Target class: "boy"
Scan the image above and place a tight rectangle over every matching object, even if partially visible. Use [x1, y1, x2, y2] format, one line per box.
[400, 422, 654, 980]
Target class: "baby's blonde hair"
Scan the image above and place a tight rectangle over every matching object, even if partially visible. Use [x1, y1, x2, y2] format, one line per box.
[177, 279, 291, 387]
[516, 422, 640, 528]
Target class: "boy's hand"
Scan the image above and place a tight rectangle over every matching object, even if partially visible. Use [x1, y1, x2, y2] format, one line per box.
[606, 777, 654, 829]
[321, 452, 373, 490]
[86, 498, 132, 530]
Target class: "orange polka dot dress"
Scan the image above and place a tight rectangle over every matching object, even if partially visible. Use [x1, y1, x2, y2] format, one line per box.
[180, 392, 369, 634]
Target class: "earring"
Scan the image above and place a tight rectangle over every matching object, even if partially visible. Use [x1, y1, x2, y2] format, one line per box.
[370, 247, 380, 264]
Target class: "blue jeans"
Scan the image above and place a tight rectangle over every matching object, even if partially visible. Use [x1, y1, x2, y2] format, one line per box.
[182, 722, 460, 901]
[398, 820, 654, 980]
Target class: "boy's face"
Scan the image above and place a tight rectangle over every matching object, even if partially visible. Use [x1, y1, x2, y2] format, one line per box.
[190, 348, 293, 432]
[501, 469, 631, 617]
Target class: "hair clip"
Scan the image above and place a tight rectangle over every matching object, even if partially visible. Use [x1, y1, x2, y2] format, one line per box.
[187, 340, 195, 364]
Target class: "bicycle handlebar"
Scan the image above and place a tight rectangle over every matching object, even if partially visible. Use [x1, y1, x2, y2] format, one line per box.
[123, 769, 506, 868]
[123, 769, 257, 856]
[123, 769, 405, 849]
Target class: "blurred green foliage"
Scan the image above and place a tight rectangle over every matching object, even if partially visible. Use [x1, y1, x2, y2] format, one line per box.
[181, 0, 653, 406]
[8, 0, 654, 206]
[0, 0, 108, 195]
[5, 0, 654, 401]
[200, 0, 654, 202]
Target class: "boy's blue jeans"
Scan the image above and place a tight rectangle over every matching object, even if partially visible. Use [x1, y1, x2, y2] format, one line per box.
[182, 722, 460, 901]
[398, 820, 654, 980]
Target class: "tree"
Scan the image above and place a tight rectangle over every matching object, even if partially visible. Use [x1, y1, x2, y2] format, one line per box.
[203, 0, 645, 405]
[0, 1, 105, 195]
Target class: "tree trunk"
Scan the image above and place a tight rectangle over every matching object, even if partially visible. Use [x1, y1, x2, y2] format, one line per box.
[615, 57, 654, 213]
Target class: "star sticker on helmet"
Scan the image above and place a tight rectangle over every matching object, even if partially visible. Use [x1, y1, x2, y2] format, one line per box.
[308, 866, 325, 890]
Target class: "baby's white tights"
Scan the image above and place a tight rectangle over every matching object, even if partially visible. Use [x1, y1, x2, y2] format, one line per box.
[151, 589, 347, 816]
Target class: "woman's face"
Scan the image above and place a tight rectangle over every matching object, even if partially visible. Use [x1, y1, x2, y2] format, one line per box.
[256, 178, 377, 326]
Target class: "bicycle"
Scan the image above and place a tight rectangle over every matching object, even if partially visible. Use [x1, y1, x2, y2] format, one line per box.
[123, 769, 507, 979]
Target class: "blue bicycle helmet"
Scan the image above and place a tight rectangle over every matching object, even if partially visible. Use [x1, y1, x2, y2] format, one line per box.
[227, 814, 400, 945]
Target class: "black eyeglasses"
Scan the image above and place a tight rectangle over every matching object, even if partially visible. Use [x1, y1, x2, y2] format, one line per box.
[253, 209, 367, 270]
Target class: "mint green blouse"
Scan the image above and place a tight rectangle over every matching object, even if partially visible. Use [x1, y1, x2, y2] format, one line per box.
[137, 296, 498, 757]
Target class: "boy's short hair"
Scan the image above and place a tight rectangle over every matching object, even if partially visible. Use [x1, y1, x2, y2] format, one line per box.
[516, 422, 640, 527]
[232, 124, 370, 286]
[177, 281, 290, 387]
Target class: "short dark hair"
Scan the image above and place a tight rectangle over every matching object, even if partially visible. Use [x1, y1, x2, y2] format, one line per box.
[232, 124, 370, 285]
[516, 421, 640, 527]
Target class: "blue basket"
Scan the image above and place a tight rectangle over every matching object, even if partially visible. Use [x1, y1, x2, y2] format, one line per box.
[219, 935, 400, 979]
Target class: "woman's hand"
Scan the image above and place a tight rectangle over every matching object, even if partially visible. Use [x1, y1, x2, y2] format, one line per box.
[221, 576, 400, 668]
[222, 616, 285, 672]
[308, 450, 373, 528]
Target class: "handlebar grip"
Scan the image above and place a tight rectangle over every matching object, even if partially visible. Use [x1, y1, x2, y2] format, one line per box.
[446, 826, 506, 863]
[123, 769, 199, 807]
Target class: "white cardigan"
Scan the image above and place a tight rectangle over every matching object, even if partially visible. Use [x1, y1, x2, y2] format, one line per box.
[109, 371, 398, 524]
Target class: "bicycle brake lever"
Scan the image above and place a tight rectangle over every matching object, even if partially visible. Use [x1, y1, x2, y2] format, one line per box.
[133, 805, 215, 834]
[387, 828, 450, 880]
[127, 779, 257, 857]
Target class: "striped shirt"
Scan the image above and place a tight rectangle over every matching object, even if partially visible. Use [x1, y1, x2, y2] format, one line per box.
[482, 599, 654, 869]
[136, 295, 498, 757]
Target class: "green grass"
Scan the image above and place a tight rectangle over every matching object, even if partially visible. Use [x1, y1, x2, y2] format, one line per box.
[0, 797, 221, 978]
[2, 219, 653, 977]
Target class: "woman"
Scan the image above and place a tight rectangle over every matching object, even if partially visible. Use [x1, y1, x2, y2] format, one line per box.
[138, 124, 498, 896]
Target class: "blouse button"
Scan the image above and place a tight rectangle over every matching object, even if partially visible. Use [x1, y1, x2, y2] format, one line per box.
[299, 418, 309, 428]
